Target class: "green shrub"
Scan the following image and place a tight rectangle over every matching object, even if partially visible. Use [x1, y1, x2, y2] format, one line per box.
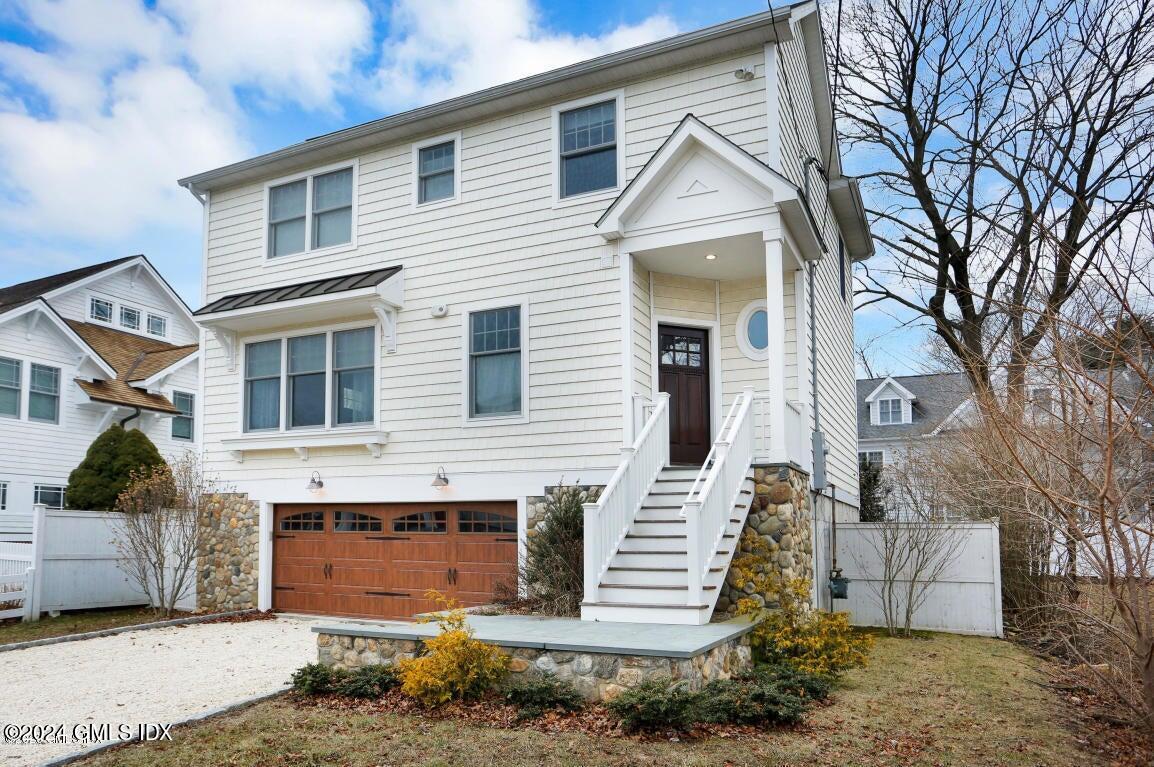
[694, 665, 830, 726]
[67, 424, 165, 510]
[502, 674, 585, 719]
[606, 678, 698, 733]
[336, 664, 400, 698]
[291, 663, 348, 695]
[517, 482, 598, 616]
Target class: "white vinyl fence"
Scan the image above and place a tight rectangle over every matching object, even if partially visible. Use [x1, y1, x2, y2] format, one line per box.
[0, 505, 195, 621]
[833, 520, 1003, 637]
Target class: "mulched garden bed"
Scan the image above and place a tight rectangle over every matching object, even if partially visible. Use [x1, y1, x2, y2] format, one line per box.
[289, 689, 813, 742]
[198, 609, 279, 625]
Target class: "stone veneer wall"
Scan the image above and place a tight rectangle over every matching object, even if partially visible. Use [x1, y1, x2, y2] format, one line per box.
[525, 484, 604, 537]
[714, 464, 813, 618]
[317, 632, 751, 701]
[197, 493, 259, 612]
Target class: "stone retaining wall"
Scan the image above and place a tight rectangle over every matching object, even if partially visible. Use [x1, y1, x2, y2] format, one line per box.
[316, 632, 751, 701]
[196, 493, 259, 612]
[714, 464, 813, 618]
[525, 484, 604, 537]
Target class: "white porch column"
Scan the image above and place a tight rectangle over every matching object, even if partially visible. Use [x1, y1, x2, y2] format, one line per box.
[619, 248, 636, 446]
[764, 232, 788, 464]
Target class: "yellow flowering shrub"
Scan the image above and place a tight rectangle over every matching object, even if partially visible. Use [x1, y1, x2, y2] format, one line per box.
[732, 532, 872, 677]
[396, 591, 509, 705]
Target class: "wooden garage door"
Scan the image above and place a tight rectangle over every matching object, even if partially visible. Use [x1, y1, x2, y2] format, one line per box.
[273, 502, 518, 619]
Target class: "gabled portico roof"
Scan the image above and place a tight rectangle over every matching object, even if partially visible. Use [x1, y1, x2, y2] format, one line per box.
[593, 114, 826, 259]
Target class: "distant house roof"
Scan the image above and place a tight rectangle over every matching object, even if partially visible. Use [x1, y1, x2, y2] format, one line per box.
[195, 265, 402, 315]
[857, 372, 973, 441]
[66, 320, 197, 414]
[0, 256, 140, 314]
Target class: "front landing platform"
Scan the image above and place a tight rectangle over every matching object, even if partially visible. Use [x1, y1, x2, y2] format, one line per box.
[313, 614, 755, 701]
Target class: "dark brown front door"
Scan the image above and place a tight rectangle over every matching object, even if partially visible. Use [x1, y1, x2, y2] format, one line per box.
[658, 325, 711, 465]
[273, 502, 517, 619]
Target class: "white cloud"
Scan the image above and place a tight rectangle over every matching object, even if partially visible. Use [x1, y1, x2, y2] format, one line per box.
[371, 0, 679, 109]
[161, 0, 373, 110]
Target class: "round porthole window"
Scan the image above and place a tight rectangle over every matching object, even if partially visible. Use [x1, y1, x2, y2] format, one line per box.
[736, 300, 770, 361]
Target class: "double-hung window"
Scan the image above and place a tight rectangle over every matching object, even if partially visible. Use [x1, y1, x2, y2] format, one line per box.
[288, 334, 326, 429]
[333, 328, 374, 425]
[34, 484, 65, 510]
[244, 327, 375, 432]
[0, 481, 7, 510]
[877, 398, 902, 425]
[245, 340, 282, 431]
[89, 297, 113, 323]
[172, 391, 195, 440]
[859, 450, 884, 466]
[559, 99, 618, 198]
[28, 364, 59, 423]
[267, 166, 354, 258]
[468, 306, 522, 418]
[0, 357, 20, 418]
[120, 306, 140, 330]
[417, 141, 456, 204]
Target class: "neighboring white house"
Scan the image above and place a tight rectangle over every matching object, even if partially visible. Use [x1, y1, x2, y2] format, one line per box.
[856, 373, 974, 517]
[180, 3, 872, 624]
[0, 256, 200, 541]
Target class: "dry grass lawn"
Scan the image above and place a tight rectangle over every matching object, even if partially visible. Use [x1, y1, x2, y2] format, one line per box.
[0, 606, 158, 645]
[82, 632, 1088, 767]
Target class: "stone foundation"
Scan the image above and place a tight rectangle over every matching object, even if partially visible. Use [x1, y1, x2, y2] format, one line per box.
[714, 464, 813, 619]
[316, 630, 751, 701]
[196, 493, 259, 612]
[525, 484, 604, 537]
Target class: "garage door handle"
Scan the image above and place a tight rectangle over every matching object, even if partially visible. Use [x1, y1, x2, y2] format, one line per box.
[324, 563, 332, 579]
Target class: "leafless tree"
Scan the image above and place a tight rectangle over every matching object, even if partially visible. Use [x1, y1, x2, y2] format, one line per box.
[832, 0, 1154, 408]
[956, 241, 1154, 732]
[114, 452, 228, 617]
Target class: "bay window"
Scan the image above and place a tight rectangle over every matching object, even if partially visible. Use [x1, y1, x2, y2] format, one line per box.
[244, 327, 375, 433]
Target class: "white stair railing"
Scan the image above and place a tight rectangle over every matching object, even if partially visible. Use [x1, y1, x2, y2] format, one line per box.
[582, 393, 670, 604]
[681, 387, 756, 606]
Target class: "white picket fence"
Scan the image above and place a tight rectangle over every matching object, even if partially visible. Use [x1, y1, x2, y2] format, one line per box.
[834, 520, 1004, 637]
[0, 505, 195, 622]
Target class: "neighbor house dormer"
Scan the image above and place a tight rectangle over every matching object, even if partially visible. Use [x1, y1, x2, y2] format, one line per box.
[863, 376, 916, 426]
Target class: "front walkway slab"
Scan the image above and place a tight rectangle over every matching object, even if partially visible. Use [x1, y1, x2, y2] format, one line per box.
[0, 616, 317, 767]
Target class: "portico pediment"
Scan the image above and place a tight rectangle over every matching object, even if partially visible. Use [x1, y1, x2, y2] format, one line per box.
[595, 115, 823, 258]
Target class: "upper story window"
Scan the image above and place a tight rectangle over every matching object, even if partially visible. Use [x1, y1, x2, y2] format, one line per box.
[877, 398, 902, 425]
[172, 391, 194, 441]
[0, 481, 7, 511]
[147, 313, 167, 337]
[558, 97, 619, 199]
[89, 297, 113, 323]
[468, 306, 522, 419]
[859, 450, 884, 466]
[417, 139, 457, 204]
[267, 165, 355, 259]
[244, 326, 375, 433]
[0, 357, 20, 418]
[28, 364, 60, 424]
[120, 306, 140, 330]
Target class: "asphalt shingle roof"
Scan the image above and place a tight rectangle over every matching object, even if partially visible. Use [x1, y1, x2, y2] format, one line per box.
[0, 256, 140, 314]
[857, 372, 973, 440]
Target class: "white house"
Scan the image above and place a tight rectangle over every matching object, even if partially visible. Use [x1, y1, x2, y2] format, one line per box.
[180, 3, 871, 624]
[0, 256, 201, 540]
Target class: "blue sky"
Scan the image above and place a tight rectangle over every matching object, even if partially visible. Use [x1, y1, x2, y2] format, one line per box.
[0, 0, 921, 376]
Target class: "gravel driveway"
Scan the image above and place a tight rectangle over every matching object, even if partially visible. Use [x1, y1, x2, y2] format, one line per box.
[0, 616, 319, 767]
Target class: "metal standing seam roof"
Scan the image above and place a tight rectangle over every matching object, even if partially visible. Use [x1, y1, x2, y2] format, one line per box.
[194, 265, 402, 316]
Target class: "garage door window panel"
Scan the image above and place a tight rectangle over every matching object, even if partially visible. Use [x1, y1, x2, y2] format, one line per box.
[393, 510, 447, 533]
[280, 510, 324, 531]
[458, 509, 516, 534]
[334, 510, 383, 532]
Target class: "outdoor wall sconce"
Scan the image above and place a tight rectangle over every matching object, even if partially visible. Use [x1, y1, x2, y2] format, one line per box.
[431, 466, 450, 488]
[306, 471, 324, 493]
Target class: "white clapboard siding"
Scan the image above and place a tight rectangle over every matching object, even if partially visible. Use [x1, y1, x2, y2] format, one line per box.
[834, 521, 1004, 637]
[199, 48, 775, 481]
